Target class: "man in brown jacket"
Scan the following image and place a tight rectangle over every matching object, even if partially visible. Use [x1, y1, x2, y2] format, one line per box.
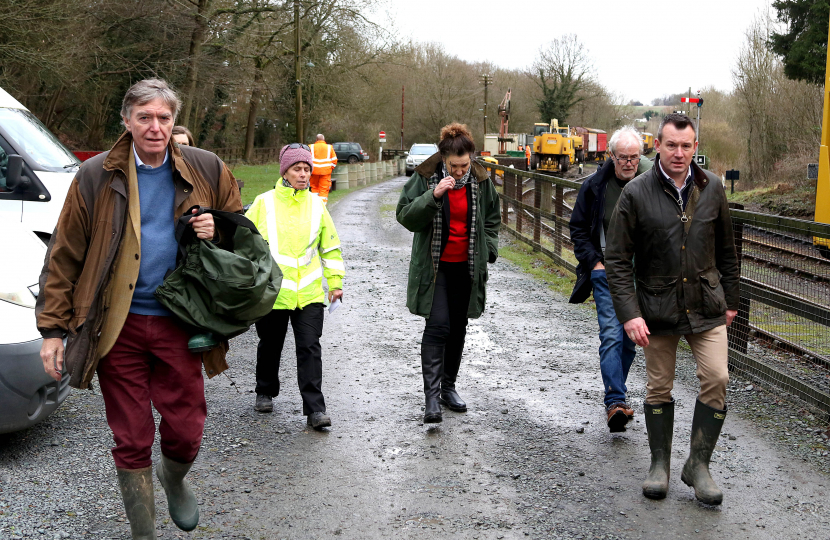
[605, 113, 739, 506]
[36, 79, 242, 539]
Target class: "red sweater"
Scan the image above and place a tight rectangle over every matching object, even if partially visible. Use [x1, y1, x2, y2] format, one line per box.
[441, 186, 469, 262]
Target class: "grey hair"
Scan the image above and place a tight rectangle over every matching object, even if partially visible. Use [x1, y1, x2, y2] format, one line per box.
[316, 133, 325, 140]
[609, 125, 644, 155]
[120, 78, 182, 122]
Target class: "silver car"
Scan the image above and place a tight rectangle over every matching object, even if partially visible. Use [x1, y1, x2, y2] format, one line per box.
[405, 143, 439, 175]
[0, 222, 69, 433]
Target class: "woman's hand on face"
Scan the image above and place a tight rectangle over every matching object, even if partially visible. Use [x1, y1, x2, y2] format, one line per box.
[328, 289, 343, 303]
[433, 176, 455, 200]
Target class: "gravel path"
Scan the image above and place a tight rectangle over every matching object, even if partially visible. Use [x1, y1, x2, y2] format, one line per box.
[1, 176, 828, 540]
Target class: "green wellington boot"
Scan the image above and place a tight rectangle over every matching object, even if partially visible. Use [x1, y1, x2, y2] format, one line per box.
[156, 454, 200, 531]
[188, 332, 218, 353]
[642, 400, 674, 500]
[116, 467, 157, 540]
[681, 399, 727, 505]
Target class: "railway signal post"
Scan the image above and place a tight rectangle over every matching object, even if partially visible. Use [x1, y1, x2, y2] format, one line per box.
[681, 92, 704, 161]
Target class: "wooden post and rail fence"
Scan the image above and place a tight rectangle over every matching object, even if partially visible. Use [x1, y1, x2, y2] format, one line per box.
[479, 159, 830, 420]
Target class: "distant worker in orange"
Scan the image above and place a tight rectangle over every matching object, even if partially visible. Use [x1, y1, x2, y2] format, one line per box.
[524, 143, 531, 170]
[310, 134, 337, 204]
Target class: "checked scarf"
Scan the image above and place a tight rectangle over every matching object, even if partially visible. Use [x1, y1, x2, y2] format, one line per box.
[428, 161, 478, 279]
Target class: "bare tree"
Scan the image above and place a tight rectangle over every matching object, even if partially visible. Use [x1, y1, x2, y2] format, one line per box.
[531, 35, 595, 124]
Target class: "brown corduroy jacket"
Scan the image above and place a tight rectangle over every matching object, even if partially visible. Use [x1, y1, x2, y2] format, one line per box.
[35, 131, 243, 389]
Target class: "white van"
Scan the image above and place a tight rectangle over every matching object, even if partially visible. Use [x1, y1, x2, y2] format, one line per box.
[0, 86, 80, 240]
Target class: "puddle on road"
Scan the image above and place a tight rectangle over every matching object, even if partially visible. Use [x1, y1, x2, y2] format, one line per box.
[465, 324, 502, 378]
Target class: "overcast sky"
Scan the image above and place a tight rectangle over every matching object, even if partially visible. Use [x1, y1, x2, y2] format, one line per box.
[380, 0, 773, 105]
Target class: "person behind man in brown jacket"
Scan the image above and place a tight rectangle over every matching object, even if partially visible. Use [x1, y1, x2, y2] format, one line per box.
[36, 79, 242, 539]
[605, 113, 739, 505]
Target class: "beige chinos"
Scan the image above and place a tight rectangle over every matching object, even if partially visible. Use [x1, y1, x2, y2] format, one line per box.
[643, 325, 729, 409]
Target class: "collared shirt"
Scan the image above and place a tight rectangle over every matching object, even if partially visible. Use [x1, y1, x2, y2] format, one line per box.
[658, 160, 693, 210]
[133, 143, 169, 169]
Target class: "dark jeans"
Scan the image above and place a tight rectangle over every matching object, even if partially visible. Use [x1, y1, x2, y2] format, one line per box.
[255, 304, 326, 415]
[591, 269, 636, 407]
[422, 261, 472, 359]
[97, 313, 206, 469]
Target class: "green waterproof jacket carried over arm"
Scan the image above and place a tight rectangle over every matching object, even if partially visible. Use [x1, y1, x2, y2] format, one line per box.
[396, 153, 500, 319]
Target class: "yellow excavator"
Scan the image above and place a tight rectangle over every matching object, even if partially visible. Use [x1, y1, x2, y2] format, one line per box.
[531, 119, 579, 173]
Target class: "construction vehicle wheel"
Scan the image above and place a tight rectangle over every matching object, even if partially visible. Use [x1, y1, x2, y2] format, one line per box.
[560, 155, 569, 172]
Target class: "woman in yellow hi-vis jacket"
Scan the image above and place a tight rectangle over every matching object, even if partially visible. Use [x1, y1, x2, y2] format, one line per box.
[245, 143, 345, 430]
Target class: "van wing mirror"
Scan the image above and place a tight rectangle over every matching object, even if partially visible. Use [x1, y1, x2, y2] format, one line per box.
[5, 154, 29, 191]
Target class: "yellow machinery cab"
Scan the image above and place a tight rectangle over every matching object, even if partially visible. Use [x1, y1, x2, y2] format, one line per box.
[642, 132, 655, 155]
[532, 120, 576, 172]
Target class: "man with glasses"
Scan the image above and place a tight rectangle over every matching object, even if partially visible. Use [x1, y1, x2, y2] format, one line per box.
[569, 126, 652, 432]
[605, 113, 739, 505]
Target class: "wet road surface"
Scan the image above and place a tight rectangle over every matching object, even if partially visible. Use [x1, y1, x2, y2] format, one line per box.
[2, 176, 829, 539]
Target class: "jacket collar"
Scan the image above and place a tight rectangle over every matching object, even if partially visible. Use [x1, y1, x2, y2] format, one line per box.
[105, 130, 189, 179]
[589, 158, 615, 192]
[415, 152, 489, 183]
[275, 179, 309, 200]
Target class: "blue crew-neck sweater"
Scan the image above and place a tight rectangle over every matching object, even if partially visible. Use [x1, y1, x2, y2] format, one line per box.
[129, 162, 177, 316]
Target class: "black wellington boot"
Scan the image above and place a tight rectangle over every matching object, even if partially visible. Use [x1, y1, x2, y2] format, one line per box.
[421, 344, 443, 423]
[440, 340, 467, 412]
[156, 454, 200, 531]
[642, 400, 674, 500]
[116, 467, 157, 539]
[681, 399, 727, 505]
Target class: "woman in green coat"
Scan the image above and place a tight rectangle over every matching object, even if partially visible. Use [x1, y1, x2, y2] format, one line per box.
[396, 123, 501, 423]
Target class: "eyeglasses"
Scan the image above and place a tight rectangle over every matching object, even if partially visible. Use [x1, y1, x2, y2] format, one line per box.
[286, 143, 310, 151]
[612, 153, 641, 164]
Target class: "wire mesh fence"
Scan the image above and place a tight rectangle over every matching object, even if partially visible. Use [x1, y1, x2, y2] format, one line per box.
[481, 160, 830, 419]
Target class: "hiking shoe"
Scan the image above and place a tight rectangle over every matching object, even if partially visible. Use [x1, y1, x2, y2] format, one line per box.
[307, 411, 331, 430]
[254, 394, 273, 413]
[607, 403, 632, 432]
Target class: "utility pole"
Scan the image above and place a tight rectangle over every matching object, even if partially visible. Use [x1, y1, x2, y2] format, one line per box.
[294, 0, 303, 143]
[480, 74, 492, 148]
[401, 86, 405, 150]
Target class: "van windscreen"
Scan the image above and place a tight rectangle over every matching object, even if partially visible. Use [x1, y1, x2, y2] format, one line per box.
[0, 108, 79, 171]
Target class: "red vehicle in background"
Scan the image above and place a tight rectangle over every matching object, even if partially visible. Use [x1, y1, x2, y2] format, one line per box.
[73, 151, 103, 162]
[573, 127, 607, 162]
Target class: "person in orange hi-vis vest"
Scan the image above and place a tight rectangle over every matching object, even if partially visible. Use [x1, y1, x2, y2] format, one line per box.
[525, 144, 531, 170]
[310, 134, 337, 204]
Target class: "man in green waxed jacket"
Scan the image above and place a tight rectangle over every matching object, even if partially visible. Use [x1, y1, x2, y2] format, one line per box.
[605, 113, 739, 506]
[396, 123, 500, 424]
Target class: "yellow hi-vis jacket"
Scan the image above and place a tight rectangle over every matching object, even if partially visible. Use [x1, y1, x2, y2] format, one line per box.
[245, 183, 345, 310]
[311, 141, 337, 175]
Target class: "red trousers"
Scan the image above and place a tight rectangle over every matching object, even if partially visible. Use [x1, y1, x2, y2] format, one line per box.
[97, 313, 206, 469]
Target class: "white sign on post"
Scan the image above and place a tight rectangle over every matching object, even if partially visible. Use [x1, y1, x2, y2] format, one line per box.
[379, 130, 386, 143]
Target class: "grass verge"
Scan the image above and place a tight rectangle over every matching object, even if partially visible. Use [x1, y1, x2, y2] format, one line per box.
[230, 162, 398, 207]
[498, 233, 588, 306]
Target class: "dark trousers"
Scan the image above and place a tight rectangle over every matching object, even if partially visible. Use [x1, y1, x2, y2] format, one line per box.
[254, 304, 326, 415]
[422, 262, 472, 359]
[97, 313, 206, 470]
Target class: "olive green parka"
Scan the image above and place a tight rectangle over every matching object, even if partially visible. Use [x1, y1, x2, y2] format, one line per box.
[396, 153, 501, 319]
